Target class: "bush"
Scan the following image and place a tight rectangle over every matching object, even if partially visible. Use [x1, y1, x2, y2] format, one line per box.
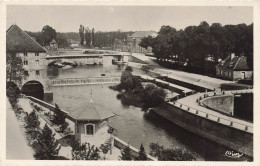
[120, 145, 132, 160]
[24, 111, 40, 132]
[149, 143, 196, 161]
[6, 82, 21, 108]
[71, 143, 100, 160]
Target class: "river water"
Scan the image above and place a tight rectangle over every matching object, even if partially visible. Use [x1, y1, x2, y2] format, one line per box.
[46, 65, 249, 161]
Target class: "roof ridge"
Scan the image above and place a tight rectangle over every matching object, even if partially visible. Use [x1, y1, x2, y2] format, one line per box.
[91, 102, 102, 119]
[6, 25, 14, 34]
[233, 56, 242, 70]
[22, 27, 46, 51]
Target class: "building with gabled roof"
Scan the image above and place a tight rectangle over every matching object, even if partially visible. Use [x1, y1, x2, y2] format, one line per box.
[6, 24, 52, 100]
[6, 25, 46, 53]
[215, 53, 253, 81]
[127, 31, 157, 53]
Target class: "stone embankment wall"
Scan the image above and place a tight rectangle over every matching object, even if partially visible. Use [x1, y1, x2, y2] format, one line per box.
[202, 95, 234, 115]
[151, 103, 253, 158]
[128, 55, 147, 64]
[113, 136, 157, 161]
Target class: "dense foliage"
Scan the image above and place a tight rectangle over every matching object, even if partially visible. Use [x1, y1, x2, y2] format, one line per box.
[26, 25, 69, 48]
[6, 53, 25, 86]
[149, 143, 196, 161]
[139, 22, 253, 72]
[32, 124, 61, 159]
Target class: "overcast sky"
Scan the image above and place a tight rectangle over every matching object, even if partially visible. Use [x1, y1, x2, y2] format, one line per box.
[7, 5, 253, 32]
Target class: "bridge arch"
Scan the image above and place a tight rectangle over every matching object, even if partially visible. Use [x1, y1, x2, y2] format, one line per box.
[21, 80, 44, 100]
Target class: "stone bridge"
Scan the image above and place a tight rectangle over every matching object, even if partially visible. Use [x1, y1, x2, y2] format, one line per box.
[46, 53, 129, 66]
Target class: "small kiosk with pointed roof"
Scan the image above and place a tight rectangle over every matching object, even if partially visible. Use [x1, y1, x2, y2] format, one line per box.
[71, 96, 115, 146]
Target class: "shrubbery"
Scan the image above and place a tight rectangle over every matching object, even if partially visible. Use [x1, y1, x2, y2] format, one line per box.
[24, 111, 40, 132]
[6, 82, 21, 108]
[71, 142, 100, 160]
[149, 143, 196, 161]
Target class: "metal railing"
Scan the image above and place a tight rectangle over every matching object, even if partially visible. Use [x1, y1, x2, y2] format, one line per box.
[52, 76, 121, 86]
[168, 101, 253, 133]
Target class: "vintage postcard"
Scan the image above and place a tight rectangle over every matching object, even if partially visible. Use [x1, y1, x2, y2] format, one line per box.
[0, 0, 259, 166]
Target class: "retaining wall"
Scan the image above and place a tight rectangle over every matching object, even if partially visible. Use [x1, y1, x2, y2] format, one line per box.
[113, 136, 157, 161]
[151, 103, 253, 158]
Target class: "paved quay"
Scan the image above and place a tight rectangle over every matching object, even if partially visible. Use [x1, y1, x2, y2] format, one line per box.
[175, 92, 253, 133]
[128, 53, 234, 90]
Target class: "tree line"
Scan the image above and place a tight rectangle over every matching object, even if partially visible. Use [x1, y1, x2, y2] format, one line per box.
[139, 22, 253, 73]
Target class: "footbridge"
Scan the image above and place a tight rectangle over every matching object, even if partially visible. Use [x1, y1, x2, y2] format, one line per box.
[52, 76, 121, 86]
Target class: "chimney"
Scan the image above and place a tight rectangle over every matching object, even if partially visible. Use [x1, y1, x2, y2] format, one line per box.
[231, 53, 235, 60]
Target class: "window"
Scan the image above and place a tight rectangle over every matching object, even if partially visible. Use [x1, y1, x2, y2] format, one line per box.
[35, 60, 39, 65]
[24, 53, 27, 56]
[24, 70, 29, 76]
[35, 53, 39, 56]
[36, 70, 40, 76]
[85, 124, 94, 135]
[24, 60, 28, 65]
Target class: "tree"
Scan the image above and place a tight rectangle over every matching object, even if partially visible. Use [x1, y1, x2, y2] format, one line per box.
[52, 104, 68, 132]
[24, 111, 40, 132]
[136, 144, 147, 160]
[120, 145, 132, 160]
[120, 66, 141, 91]
[139, 35, 154, 49]
[42, 25, 57, 46]
[32, 124, 61, 159]
[142, 84, 166, 109]
[6, 53, 25, 86]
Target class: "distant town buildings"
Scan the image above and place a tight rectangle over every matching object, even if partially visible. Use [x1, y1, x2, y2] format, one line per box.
[215, 53, 253, 81]
[113, 31, 157, 53]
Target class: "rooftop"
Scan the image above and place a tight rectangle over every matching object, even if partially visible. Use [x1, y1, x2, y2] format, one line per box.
[70, 101, 115, 121]
[216, 55, 251, 71]
[129, 31, 157, 38]
[6, 24, 46, 53]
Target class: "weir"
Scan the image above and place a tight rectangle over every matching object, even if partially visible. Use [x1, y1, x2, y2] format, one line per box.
[52, 76, 121, 86]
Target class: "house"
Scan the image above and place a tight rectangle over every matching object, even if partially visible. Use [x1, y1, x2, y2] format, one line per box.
[215, 53, 253, 81]
[112, 31, 157, 53]
[72, 99, 116, 146]
[127, 31, 157, 53]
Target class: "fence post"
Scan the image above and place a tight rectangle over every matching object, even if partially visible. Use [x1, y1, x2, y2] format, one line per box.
[245, 126, 248, 131]
[217, 117, 220, 122]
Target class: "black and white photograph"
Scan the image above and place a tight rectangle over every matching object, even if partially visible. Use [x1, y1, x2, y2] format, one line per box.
[1, 1, 259, 165]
